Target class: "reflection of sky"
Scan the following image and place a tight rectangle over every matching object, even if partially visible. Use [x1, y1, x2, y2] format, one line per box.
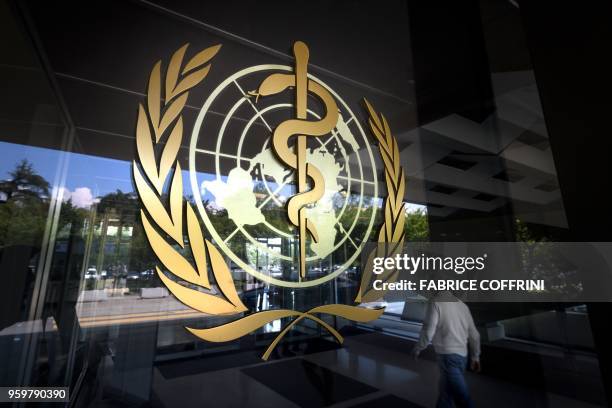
[0, 140, 427, 213]
[0, 141, 131, 196]
[0, 141, 193, 206]
[0, 142, 63, 185]
[406, 202, 427, 214]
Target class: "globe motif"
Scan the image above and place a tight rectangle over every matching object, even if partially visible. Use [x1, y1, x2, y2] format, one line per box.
[189, 65, 378, 287]
[205, 144, 345, 259]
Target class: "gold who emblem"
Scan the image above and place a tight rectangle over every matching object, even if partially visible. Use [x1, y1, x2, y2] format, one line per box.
[132, 41, 406, 359]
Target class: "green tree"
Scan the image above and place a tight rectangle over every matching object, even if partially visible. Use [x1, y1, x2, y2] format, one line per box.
[97, 190, 139, 227]
[0, 160, 51, 248]
[404, 208, 429, 241]
[96, 190, 143, 272]
[0, 159, 50, 201]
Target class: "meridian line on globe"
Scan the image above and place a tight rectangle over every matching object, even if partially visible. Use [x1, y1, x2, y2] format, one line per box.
[221, 180, 290, 244]
[241, 102, 358, 213]
[342, 177, 375, 185]
[195, 148, 253, 163]
[200, 104, 368, 255]
[202, 102, 356, 251]
[195, 145, 376, 184]
[202, 127, 368, 261]
[189, 63, 379, 287]
[338, 223, 360, 250]
[233, 79, 273, 132]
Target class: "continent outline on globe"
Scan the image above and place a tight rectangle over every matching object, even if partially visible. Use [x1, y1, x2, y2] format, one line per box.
[189, 64, 379, 288]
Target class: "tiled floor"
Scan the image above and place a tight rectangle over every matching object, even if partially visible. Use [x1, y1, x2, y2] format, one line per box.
[148, 332, 604, 408]
[242, 359, 378, 407]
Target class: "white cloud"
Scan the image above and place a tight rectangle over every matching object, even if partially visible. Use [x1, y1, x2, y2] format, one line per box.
[71, 187, 94, 208]
[60, 187, 95, 208]
[58, 187, 71, 202]
[405, 202, 427, 214]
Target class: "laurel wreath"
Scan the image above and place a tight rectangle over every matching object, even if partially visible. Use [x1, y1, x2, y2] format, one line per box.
[354, 100, 407, 303]
[132, 44, 405, 360]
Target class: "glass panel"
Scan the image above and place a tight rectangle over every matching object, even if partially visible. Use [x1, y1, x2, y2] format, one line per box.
[0, 0, 607, 406]
[0, 0, 70, 389]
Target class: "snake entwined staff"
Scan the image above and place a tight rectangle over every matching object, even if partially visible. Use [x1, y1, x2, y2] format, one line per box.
[252, 42, 339, 279]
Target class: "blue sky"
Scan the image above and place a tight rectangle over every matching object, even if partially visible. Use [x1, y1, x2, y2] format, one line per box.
[0, 141, 134, 206]
[0, 140, 426, 213]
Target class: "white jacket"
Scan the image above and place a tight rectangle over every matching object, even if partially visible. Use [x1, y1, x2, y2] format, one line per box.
[414, 293, 481, 361]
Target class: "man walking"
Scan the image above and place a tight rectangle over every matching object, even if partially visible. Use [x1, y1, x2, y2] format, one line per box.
[411, 291, 481, 407]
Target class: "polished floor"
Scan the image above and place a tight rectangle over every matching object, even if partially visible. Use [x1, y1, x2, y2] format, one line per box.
[143, 331, 603, 408]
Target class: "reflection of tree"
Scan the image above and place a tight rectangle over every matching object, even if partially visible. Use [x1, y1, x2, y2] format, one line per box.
[515, 217, 580, 297]
[0, 160, 54, 331]
[0, 159, 51, 248]
[405, 208, 429, 241]
[0, 159, 50, 201]
[97, 190, 139, 226]
[515, 218, 546, 243]
[128, 222, 158, 274]
[0, 159, 90, 249]
[339, 202, 429, 244]
[204, 191, 431, 267]
[94, 190, 156, 275]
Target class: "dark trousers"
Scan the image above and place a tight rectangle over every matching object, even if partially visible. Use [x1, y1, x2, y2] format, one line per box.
[436, 353, 473, 408]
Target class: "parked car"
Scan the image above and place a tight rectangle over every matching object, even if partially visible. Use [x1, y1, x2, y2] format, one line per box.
[84, 267, 98, 279]
[127, 271, 140, 280]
